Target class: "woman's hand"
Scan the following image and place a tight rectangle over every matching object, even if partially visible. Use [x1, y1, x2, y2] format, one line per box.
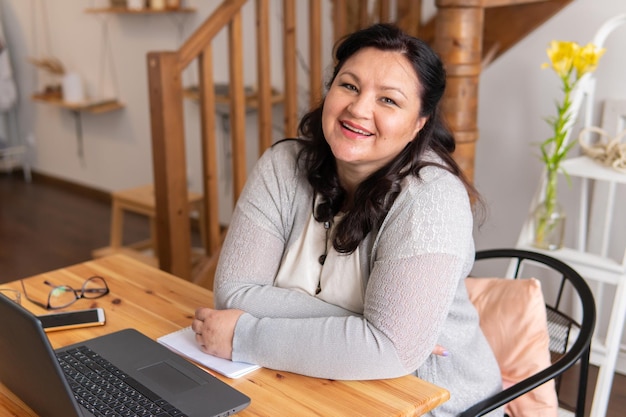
[192, 307, 244, 359]
[432, 344, 449, 357]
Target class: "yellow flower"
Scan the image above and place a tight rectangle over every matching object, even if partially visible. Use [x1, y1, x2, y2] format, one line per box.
[542, 40, 579, 77]
[573, 43, 606, 78]
[533, 39, 605, 248]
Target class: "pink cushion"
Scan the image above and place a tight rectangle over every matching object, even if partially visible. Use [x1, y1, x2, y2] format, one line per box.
[466, 277, 558, 417]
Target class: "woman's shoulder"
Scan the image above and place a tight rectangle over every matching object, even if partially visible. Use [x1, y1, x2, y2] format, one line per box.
[249, 139, 308, 187]
[398, 154, 471, 216]
[255, 139, 303, 172]
[265, 138, 303, 159]
[405, 155, 465, 195]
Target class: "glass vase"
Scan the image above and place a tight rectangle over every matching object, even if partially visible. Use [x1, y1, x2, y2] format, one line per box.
[531, 169, 566, 250]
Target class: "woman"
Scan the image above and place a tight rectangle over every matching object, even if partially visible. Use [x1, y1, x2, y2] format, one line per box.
[192, 23, 502, 416]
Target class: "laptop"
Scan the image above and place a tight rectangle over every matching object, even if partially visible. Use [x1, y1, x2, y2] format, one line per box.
[0, 293, 251, 417]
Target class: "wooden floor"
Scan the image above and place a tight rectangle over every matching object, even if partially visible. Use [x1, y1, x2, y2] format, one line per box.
[0, 171, 625, 416]
[0, 171, 150, 283]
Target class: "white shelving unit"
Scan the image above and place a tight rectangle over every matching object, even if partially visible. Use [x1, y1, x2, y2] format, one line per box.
[517, 15, 626, 417]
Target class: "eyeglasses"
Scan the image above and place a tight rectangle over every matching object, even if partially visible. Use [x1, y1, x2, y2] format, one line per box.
[20, 276, 109, 310]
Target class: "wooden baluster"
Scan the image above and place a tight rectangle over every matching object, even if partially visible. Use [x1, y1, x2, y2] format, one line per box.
[228, 11, 247, 201]
[397, 0, 421, 37]
[333, 0, 348, 44]
[283, 0, 298, 137]
[309, 0, 323, 108]
[378, 0, 391, 23]
[198, 46, 220, 258]
[256, 0, 273, 154]
[147, 51, 193, 280]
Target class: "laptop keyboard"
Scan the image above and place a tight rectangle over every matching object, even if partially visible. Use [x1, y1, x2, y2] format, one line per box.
[57, 345, 188, 417]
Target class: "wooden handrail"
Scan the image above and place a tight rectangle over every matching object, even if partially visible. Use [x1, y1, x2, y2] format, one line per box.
[147, 0, 571, 286]
[178, 0, 247, 71]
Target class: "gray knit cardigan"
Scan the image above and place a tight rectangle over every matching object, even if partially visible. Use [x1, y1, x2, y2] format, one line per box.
[214, 140, 503, 416]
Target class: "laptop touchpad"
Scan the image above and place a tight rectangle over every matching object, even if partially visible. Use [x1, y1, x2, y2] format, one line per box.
[139, 361, 201, 393]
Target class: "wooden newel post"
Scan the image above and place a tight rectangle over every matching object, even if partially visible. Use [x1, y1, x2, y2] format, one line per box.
[147, 51, 193, 281]
[434, 2, 484, 183]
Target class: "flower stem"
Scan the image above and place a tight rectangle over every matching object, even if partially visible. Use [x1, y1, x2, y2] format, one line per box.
[534, 168, 560, 246]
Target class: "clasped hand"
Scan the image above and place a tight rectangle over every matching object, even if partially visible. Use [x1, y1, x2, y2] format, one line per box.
[192, 307, 244, 360]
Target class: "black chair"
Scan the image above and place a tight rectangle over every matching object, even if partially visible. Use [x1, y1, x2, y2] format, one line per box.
[460, 249, 596, 417]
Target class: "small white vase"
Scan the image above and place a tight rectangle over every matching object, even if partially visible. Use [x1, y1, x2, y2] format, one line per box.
[62, 72, 85, 103]
[127, 0, 145, 10]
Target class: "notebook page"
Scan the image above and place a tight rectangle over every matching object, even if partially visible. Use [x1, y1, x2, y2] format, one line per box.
[157, 326, 260, 378]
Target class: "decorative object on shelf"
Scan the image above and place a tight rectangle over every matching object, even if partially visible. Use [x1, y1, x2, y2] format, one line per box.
[150, 0, 166, 11]
[27, 56, 65, 99]
[61, 72, 85, 103]
[531, 40, 605, 250]
[126, 0, 145, 10]
[578, 126, 626, 174]
[167, 0, 181, 9]
[27, 56, 65, 75]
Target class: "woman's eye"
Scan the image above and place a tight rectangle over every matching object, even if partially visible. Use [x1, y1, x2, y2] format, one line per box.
[381, 97, 397, 106]
[340, 83, 357, 92]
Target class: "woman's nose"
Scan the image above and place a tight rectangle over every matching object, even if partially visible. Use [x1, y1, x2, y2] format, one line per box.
[347, 94, 373, 118]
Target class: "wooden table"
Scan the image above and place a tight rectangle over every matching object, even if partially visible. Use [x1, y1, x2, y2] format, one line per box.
[0, 254, 449, 416]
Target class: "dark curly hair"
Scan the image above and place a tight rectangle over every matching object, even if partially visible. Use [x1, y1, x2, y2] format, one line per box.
[295, 23, 480, 254]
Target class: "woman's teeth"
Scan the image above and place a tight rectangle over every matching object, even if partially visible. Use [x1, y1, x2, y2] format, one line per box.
[341, 122, 372, 136]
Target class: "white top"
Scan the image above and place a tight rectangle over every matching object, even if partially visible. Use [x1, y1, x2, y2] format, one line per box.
[274, 213, 364, 313]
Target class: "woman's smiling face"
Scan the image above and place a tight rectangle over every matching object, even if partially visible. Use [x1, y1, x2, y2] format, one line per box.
[322, 47, 427, 184]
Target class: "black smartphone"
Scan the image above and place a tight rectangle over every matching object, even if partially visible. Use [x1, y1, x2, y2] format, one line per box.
[38, 308, 106, 332]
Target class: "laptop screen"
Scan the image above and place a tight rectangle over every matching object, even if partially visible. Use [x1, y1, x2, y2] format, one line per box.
[0, 293, 83, 416]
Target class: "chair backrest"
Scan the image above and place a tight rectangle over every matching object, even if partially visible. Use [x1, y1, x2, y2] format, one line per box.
[461, 249, 596, 417]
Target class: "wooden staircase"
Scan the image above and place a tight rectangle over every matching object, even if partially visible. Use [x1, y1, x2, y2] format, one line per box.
[147, 0, 574, 287]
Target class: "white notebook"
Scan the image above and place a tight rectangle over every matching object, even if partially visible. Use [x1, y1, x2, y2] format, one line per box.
[157, 326, 260, 379]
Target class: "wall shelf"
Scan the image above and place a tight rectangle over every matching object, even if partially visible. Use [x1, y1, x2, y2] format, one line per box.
[85, 7, 196, 14]
[31, 94, 125, 114]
